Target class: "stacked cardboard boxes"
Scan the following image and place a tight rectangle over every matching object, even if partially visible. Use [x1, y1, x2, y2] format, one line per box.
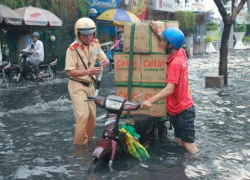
[115, 21, 192, 117]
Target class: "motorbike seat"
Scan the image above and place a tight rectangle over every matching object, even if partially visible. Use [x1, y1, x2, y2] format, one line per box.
[0, 61, 9, 68]
[132, 114, 161, 135]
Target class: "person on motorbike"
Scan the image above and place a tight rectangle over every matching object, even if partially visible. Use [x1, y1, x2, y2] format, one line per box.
[21, 32, 44, 81]
[65, 17, 109, 145]
[141, 22, 199, 154]
[110, 26, 124, 51]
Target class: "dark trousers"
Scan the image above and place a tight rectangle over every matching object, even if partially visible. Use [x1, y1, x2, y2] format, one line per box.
[27, 59, 42, 75]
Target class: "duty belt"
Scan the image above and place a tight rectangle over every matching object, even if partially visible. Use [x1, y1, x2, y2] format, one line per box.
[69, 78, 93, 87]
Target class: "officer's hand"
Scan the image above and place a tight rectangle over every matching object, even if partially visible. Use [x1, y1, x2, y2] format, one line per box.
[100, 59, 109, 68]
[140, 100, 152, 110]
[89, 67, 102, 75]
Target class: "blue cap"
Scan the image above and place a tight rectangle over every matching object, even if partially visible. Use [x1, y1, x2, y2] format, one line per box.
[162, 27, 185, 49]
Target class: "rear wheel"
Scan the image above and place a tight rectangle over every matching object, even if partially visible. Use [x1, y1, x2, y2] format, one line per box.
[109, 62, 112, 72]
[10, 69, 21, 83]
[0, 73, 10, 88]
[41, 67, 56, 81]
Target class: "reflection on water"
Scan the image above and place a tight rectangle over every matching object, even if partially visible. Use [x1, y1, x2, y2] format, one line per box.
[0, 50, 250, 179]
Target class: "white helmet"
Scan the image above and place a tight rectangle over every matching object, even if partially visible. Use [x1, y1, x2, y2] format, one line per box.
[74, 17, 96, 38]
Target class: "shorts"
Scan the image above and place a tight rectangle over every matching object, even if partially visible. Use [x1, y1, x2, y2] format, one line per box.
[168, 105, 195, 143]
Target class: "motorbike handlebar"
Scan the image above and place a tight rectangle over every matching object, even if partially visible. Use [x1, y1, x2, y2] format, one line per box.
[86, 95, 140, 111]
[19, 51, 33, 55]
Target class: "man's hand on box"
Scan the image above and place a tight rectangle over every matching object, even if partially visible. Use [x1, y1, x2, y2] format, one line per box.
[150, 21, 160, 34]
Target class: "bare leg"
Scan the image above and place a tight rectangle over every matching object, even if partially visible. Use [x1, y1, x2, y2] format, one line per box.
[183, 142, 199, 154]
[177, 138, 184, 146]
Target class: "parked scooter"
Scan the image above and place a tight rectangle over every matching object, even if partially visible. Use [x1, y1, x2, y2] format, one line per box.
[87, 95, 167, 174]
[10, 52, 57, 83]
[100, 41, 114, 72]
[107, 49, 123, 72]
[0, 60, 11, 88]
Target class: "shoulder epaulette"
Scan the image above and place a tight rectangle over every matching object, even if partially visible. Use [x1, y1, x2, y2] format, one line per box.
[92, 38, 99, 43]
[69, 41, 79, 50]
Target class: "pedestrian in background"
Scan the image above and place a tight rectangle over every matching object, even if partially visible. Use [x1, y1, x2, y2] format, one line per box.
[141, 22, 199, 154]
[65, 17, 109, 145]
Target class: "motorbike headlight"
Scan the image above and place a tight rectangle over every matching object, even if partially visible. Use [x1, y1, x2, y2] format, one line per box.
[105, 100, 122, 110]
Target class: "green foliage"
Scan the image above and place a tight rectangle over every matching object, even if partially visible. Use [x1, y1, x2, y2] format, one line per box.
[206, 21, 218, 31]
[0, 0, 29, 8]
[0, 0, 91, 69]
[73, 0, 91, 17]
[234, 23, 246, 32]
[205, 36, 212, 43]
[213, 30, 220, 41]
[243, 35, 250, 42]
[174, 11, 196, 30]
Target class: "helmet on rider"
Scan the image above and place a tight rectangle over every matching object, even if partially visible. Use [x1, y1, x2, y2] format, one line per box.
[162, 27, 184, 49]
[32, 32, 40, 39]
[74, 17, 96, 38]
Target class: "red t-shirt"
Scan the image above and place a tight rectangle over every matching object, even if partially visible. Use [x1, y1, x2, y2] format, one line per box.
[166, 48, 193, 116]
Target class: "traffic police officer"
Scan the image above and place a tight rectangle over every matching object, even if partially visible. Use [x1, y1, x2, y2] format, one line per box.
[65, 17, 109, 145]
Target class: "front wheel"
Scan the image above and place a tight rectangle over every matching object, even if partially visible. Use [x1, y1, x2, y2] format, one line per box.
[88, 156, 108, 174]
[0, 73, 10, 88]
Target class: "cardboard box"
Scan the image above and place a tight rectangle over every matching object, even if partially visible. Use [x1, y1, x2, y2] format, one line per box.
[151, 21, 165, 53]
[124, 22, 150, 53]
[124, 22, 165, 53]
[114, 53, 141, 82]
[141, 53, 167, 83]
[165, 21, 179, 29]
[116, 85, 142, 115]
[141, 87, 166, 117]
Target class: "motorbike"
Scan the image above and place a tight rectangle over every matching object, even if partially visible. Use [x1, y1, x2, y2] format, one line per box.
[0, 60, 11, 88]
[10, 52, 57, 83]
[100, 41, 123, 72]
[87, 95, 168, 174]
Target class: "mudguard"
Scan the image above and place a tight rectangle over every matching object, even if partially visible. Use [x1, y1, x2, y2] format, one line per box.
[92, 138, 112, 159]
[10, 64, 21, 71]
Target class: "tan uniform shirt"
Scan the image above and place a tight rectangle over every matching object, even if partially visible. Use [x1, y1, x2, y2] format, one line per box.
[65, 39, 107, 82]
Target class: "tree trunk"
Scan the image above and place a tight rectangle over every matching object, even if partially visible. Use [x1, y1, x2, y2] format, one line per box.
[214, 0, 247, 86]
[247, 0, 250, 36]
[219, 23, 232, 86]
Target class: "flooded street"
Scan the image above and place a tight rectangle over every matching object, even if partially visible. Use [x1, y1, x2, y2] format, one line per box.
[0, 50, 250, 179]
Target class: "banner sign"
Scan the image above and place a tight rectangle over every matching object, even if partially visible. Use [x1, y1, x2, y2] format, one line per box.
[129, 0, 149, 21]
[89, 0, 122, 13]
[148, 0, 177, 12]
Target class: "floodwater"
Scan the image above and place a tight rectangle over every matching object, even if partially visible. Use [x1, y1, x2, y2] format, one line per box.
[0, 50, 250, 179]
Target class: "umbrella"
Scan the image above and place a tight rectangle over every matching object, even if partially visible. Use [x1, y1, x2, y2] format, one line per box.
[96, 9, 140, 26]
[0, 4, 22, 26]
[15, 6, 62, 26]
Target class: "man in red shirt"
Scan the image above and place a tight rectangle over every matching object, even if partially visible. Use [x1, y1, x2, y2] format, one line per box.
[141, 22, 199, 154]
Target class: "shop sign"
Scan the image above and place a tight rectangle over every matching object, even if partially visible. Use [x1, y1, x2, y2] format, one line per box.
[89, 0, 121, 13]
[148, 0, 177, 12]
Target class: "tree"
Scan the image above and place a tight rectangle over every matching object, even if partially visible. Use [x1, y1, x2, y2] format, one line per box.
[214, 0, 247, 85]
